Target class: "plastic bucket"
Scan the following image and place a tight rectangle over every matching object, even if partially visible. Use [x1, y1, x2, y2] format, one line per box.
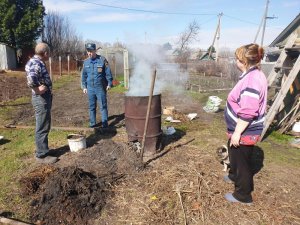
[67, 134, 87, 152]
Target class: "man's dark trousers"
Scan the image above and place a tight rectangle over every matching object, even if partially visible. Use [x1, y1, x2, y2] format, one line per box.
[32, 92, 52, 157]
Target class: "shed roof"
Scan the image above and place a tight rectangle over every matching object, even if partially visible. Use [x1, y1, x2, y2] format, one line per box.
[269, 13, 300, 47]
[199, 52, 215, 61]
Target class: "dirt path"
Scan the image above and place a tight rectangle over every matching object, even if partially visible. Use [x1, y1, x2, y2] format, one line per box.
[7, 73, 211, 128]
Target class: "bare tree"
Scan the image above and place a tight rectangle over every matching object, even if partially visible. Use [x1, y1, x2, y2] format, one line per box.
[112, 41, 125, 49]
[42, 10, 84, 59]
[175, 20, 200, 64]
[218, 47, 240, 81]
[84, 39, 105, 50]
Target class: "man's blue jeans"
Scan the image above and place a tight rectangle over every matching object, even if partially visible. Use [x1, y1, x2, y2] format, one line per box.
[32, 93, 52, 157]
[87, 86, 108, 127]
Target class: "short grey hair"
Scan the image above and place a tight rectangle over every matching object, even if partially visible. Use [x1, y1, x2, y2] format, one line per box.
[35, 43, 50, 55]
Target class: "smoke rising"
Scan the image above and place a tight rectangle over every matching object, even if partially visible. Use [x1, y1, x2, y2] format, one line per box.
[126, 43, 188, 96]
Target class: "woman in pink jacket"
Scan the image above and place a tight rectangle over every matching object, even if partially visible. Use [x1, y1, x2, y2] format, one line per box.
[224, 43, 267, 204]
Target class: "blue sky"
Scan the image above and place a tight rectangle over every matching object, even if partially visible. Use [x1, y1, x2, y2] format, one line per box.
[43, 0, 300, 50]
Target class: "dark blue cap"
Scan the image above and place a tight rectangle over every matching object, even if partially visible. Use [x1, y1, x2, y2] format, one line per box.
[85, 43, 96, 50]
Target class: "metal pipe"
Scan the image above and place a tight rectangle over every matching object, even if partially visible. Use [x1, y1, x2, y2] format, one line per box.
[140, 68, 157, 161]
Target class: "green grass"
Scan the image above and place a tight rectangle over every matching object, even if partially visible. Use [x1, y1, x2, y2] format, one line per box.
[172, 124, 188, 132]
[259, 141, 300, 167]
[110, 85, 126, 93]
[259, 131, 300, 167]
[52, 73, 77, 90]
[110, 74, 127, 93]
[267, 131, 294, 143]
[0, 128, 35, 215]
[188, 90, 229, 108]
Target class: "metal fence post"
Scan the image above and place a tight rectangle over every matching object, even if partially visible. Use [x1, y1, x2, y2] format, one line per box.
[123, 49, 129, 89]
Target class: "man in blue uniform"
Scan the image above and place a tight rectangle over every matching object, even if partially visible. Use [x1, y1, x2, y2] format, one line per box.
[81, 43, 113, 128]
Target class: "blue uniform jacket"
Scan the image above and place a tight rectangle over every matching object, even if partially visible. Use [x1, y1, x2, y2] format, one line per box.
[81, 55, 113, 90]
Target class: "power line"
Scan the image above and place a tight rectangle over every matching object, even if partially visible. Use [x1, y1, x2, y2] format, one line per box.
[223, 14, 259, 25]
[254, 0, 278, 46]
[74, 0, 276, 28]
[74, 0, 216, 16]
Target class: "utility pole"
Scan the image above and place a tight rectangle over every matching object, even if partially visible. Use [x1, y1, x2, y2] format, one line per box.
[215, 13, 222, 62]
[254, 0, 277, 46]
[254, 13, 264, 43]
[208, 12, 223, 61]
[261, 0, 270, 46]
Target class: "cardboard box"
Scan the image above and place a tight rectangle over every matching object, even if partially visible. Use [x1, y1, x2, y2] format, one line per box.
[163, 106, 175, 115]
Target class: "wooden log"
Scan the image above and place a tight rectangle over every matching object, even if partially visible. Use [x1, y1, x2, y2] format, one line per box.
[3, 125, 94, 132]
[0, 216, 33, 225]
[198, 88, 232, 93]
[140, 69, 157, 161]
[279, 110, 300, 134]
[267, 32, 298, 86]
[278, 96, 300, 126]
[144, 138, 195, 164]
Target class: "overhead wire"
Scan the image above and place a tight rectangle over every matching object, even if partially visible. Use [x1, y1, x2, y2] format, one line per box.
[222, 14, 259, 25]
[74, 0, 216, 16]
[74, 0, 279, 29]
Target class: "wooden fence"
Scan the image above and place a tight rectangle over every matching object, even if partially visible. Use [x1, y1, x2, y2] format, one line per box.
[154, 63, 235, 93]
[187, 74, 235, 93]
[46, 54, 123, 79]
[46, 56, 80, 78]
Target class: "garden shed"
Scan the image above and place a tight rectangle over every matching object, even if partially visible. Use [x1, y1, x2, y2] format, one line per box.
[261, 13, 300, 138]
[0, 43, 16, 70]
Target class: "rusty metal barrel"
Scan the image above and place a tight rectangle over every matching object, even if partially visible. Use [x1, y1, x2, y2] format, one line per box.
[125, 94, 162, 155]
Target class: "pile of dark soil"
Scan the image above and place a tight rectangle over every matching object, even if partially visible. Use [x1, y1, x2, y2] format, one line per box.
[56, 139, 144, 176]
[20, 139, 143, 225]
[30, 166, 108, 225]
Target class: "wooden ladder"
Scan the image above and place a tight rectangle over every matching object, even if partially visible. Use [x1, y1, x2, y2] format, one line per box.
[261, 31, 300, 139]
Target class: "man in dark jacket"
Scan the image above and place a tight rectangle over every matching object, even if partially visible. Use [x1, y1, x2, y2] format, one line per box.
[81, 43, 113, 128]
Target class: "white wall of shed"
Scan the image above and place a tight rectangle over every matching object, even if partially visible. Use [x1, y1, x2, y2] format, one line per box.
[0, 44, 8, 70]
[0, 44, 16, 70]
